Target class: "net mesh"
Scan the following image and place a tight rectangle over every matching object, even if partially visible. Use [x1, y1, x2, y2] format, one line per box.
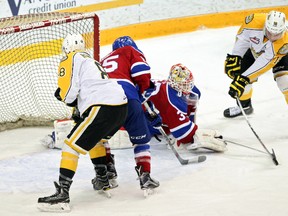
[0, 12, 99, 131]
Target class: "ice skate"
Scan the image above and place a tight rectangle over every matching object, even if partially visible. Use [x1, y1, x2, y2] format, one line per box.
[223, 105, 253, 118]
[37, 181, 71, 212]
[224, 99, 253, 118]
[107, 161, 118, 188]
[92, 165, 111, 198]
[106, 154, 118, 188]
[135, 166, 159, 197]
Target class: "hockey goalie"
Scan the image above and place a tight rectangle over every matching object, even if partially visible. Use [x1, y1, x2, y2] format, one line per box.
[142, 63, 227, 152]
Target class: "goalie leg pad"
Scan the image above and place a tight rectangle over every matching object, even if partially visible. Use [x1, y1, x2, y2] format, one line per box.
[192, 129, 227, 152]
[40, 132, 56, 149]
[54, 119, 75, 149]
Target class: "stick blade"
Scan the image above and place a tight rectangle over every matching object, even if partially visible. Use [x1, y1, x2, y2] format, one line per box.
[183, 155, 207, 165]
[271, 149, 279, 166]
[198, 155, 207, 163]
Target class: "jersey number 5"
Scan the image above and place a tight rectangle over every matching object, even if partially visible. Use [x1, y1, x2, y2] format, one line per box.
[102, 55, 119, 73]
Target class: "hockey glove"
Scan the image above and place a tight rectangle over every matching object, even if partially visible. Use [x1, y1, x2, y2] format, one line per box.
[145, 111, 162, 129]
[225, 54, 242, 79]
[139, 81, 156, 103]
[40, 131, 56, 149]
[229, 75, 250, 98]
[144, 101, 162, 129]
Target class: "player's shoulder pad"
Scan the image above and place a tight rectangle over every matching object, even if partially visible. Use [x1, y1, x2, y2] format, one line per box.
[118, 45, 134, 52]
[61, 51, 77, 60]
[278, 43, 288, 55]
[243, 13, 266, 28]
[114, 45, 135, 56]
[122, 45, 144, 56]
[276, 33, 288, 55]
[192, 85, 201, 98]
[60, 55, 68, 63]
[245, 14, 254, 24]
[79, 52, 91, 59]
[60, 51, 78, 64]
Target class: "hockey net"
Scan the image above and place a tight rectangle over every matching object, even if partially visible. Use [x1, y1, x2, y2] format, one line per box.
[0, 12, 99, 131]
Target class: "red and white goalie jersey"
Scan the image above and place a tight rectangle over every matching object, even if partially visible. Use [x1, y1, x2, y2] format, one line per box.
[148, 80, 201, 145]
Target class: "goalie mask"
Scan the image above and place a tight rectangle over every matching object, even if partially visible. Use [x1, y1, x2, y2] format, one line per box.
[168, 63, 194, 96]
[265, 11, 287, 41]
[62, 33, 85, 54]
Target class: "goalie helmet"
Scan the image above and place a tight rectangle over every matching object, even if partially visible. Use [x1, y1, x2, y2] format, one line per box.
[265, 11, 287, 41]
[112, 36, 142, 53]
[168, 63, 194, 95]
[62, 33, 85, 54]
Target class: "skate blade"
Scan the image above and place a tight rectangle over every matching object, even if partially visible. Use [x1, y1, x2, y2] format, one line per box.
[97, 188, 112, 198]
[109, 179, 118, 189]
[143, 188, 155, 198]
[37, 202, 71, 212]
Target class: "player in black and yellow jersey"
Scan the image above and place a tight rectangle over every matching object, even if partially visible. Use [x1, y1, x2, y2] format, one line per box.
[37, 34, 128, 212]
[224, 10, 288, 117]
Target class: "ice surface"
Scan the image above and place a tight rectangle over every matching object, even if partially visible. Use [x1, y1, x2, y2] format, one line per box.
[0, 27, 287, 216]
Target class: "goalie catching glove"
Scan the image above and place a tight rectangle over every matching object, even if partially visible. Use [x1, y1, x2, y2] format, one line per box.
[225, 54, 242, 79]
[229, 75, 250, 98]
[184, 129, 227, 152]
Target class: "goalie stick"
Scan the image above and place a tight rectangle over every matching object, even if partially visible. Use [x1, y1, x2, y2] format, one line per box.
[143, 102, 206, 165]
[236, 97, 279, 166]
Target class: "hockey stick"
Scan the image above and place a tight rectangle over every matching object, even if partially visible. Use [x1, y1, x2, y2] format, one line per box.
[224, 139, 268, 155]
[158, 127, 206, 165]
[143, 102, 206, 165]
[236, 97, 279, 165]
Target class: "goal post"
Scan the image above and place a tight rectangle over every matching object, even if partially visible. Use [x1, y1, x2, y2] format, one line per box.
[0, 12, 99, 131]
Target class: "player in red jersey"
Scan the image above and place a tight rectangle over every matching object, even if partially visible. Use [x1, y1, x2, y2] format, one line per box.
[100, 36, 160, 191]
[146, 63, 227, 152]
